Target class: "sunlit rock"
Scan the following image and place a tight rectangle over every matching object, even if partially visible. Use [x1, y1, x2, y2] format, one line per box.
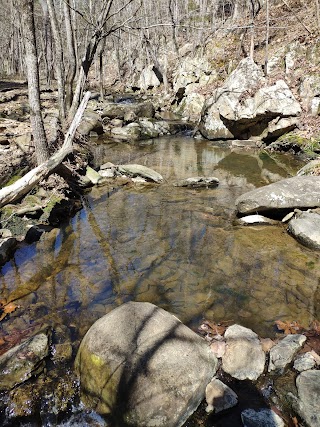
[235, 214, 278, 226]
[296, 370, 320, 427]
[117, 164, 163, 183]
[236, 176, 320, 214]
[288, 211, 320, 250]
[268, 334, 306, 372]
[200, 58, 301, 140]
[75, 302, 218, 427]
[222, 324, 265, 381]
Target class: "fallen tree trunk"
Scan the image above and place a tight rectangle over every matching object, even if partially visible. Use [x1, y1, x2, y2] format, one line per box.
[0, 91, 91, 209]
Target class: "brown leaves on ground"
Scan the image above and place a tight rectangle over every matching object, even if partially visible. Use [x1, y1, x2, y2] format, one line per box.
[0, 299, 19, 322]
[275, 319, 320, 355]
[275, 319, 320, 336]
[275, 320, 304, 335]
[198, 319, 232, 341]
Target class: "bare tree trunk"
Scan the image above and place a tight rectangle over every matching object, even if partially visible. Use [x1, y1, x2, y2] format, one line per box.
[64, 0, 77, 108]
[19, 0, 49, 165]
[46, 0, 66, 120]
[265, 0, 269, 75]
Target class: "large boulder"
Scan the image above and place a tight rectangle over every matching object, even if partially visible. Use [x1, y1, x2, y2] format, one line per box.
[200, 58, 301, 140]
[236, 176, 320, 215]
[75, 302, 218, 427]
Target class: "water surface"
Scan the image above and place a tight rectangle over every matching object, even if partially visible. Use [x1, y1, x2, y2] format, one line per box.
[1, 137, 318, 343]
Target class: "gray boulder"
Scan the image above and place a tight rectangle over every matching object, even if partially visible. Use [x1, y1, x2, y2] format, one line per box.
[294, 352, 317, 372]
[102, 101, 155, 120]
[268, 334, 306, 372]
[241, 408, 285, 427]
[75, 302, 218, 427]
[117, 164, 163, 183]
[288, 211, 320, 250]
[78, 110, 103, 136]
[175, 92, 206, 123]
[236, 176, 320, 215]
[0, 331, 50, 391]
[222, 324, 265, 381]
[296, 370, 320, 427]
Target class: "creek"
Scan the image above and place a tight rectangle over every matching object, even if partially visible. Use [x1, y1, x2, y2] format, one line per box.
[0, 136, 319, 426]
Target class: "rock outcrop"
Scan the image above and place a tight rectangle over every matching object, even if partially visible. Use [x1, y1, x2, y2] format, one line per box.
[199, 58, 301, 141]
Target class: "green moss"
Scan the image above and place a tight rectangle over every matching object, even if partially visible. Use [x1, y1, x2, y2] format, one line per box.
[277, 132, 320, 156]
[4, 175, 21, 187]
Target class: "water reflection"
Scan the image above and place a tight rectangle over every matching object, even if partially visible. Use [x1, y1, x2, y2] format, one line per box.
[0, 138, 319, 343]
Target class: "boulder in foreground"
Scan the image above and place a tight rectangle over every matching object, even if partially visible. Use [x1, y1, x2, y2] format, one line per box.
[75, 302, 218, 427]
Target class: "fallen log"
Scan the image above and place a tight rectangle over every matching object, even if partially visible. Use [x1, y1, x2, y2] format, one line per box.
[0, 91, 91, 209]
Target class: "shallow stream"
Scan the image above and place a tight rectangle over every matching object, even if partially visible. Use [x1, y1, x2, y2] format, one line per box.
[0, 136, 319, 425]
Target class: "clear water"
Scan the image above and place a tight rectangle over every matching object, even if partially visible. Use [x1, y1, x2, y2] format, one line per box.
[0, 137, 319, 425]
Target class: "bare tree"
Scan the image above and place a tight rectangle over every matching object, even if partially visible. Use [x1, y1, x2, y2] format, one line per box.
[18, 0, 49, 165]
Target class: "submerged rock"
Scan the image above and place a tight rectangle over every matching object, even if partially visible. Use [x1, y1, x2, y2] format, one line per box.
[174, 177, 219, 188]
[222, 324, 265, 381]
[288, 211, 320, 250]
[0, 330, 50, 391]
[241, 408, 285, 427]
[268, 334, 306, 372]
[117, 164, 163, 183]
[205, 378, 238, 413]
[236, 176, 320, 215]
[75, 302, 218, 427]
[296, 370, 320, 427]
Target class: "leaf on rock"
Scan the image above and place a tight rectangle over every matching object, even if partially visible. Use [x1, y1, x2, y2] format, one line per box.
[0, 301, 19, 322]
